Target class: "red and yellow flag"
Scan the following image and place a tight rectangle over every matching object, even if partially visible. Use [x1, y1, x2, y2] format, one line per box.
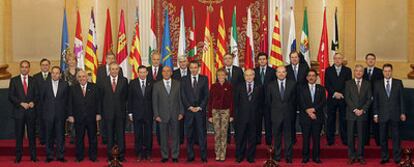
[269, 8, 284, 68]
[215, 6, 226, 69]
[201, 8, 215, 87]
[84, 9, 99, 82]
[129, 9, 142, 80]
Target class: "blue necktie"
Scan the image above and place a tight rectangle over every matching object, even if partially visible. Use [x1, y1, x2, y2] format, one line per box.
[311, 85, 315, 103]
[280, 81, 285, 100]
[386, 80, 391, 97]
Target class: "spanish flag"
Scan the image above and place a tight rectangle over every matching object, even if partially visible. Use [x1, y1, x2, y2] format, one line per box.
[200, 8, 215, 87]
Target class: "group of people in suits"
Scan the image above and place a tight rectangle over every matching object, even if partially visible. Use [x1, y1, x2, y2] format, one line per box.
[8, 50, 406, 165]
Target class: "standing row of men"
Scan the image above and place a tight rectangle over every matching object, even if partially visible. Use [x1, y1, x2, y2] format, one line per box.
[9, 51, 406, 165]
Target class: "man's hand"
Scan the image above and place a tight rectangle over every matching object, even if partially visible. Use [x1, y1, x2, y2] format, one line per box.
[401, 114, 407, 122]
[208, 117, 213, 123]
[155, 117, 162, 122]
[309, 113, 317, 120]
[20, 102, 29, 110]
[373, 116, 378, 123]
[128, 114, 133, 122]
[178, 114, 183, 120]
[68, 116, 75, 123]
[333, 92, 344, 99]
[96, 114, 102, 121]
[354, 109, 363, 116]
[229, 117, 234, 122]
[28, 102, 35, 108]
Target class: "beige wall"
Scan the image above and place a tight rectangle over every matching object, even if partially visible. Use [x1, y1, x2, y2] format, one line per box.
[0, 0, 413, 78]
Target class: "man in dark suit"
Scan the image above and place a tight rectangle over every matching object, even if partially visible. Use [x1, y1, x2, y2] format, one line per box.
[234, 69, 262, 163]
[68, 70, 101, 162]
[101, 63, 128, 162]
[363, 53, 383, 146]
[299, 69, 325, 164]
[33, 58, 51, 145]
[41, 66, 69, 162]
[181, 61, 209, 163]
[266, 66, 297, 163]
[325, 53, 352, 146]
[344, 65, 372, 165]
[9, 60, 38, 163]
[254, 52, 276, 145]
[373, 64, 406, 164]
[286, 51, 310, 143]
[128, 66, 153, 162]
[152, 66, 184, 163]
[223, 53, 243, 143]
[96, 52, 123, 145]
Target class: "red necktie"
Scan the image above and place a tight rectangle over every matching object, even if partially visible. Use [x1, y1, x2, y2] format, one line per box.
[153, 68, 157, 80]
[23, 76, 28, 96]
[82, 86, 86, 97]
[112, 78, 116, 93]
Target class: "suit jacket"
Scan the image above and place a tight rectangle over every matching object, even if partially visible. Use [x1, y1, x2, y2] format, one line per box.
[41, 79, 69, 121]
[226, 66, 244, 86]
[152, 79, 183, 122]
[68, 82, 101, 122]
[172, 68, 189, 81]
[101, 76, 128, 120]
[128, 78, 153, 121]
[234, 82, 262, 124]
[373, 79, 405, 122]
[254, 66, 276, 87]
[299, 84, 326, 124]
[8, 75, 38, 119]
[324, 65, 352, 103]
[33, 72, 51, 95]
[286, 63, 309, 85]
[363, 67, 383, 91]
[180, 75, 209, 111]
[266, 79, 297, 123]
[96, 65, 124, 88]
[147, 66, 163, 83]
[344, 79, 372, 121]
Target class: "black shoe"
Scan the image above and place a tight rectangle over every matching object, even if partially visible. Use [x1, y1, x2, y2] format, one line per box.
[202, 159, 208, 163]
[348, 158, 356, 164]
[313, 159, 322, 164]
[45, 158, 53, 163]
[172, 159, 178, 163]
[31, 158, 38, 162]
[161, 158, 168, 163]
[327, 142, 334, 146]
[235, 159, 242, 163]
[359, 159, 366, 165]
[75, 159, 83, 162]
[14, 158, 21, 164]
[286, 159, 292, 163]
[58, 158, 67, 162]
[394, 160, 400, 164]
[302, 159, 309, 163]
[247, 159, 255, 163]
[186, 158, 194, 162]
[380, 159, 389, 164]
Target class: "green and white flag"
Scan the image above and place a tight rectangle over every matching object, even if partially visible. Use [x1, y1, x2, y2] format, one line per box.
[230, 6, 239, 66]
[300, 7, 310, 67]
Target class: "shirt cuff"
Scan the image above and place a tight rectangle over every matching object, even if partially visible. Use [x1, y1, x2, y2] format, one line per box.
[374, 115, 378, 118]
[128, 113, 133, 117]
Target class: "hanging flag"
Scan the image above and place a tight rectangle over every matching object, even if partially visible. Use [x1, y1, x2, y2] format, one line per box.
[201, 8, 215, 87]
[286, 6, 296, 64]
[117, 10, 129, 79]
[300, 7, 310, 67]
[60, 8, 69, 72]
[74, 9, 84, 70]
[161, 9, 173, 68]
[102, 8, 113, 65]
[230, 6, 239, 66]
[129, 7, 142, 80]
[84, 9, 99, 83]
[269, 7, 284, 68]
[318, 7, 329, 86]
[259, 15, 268, 54]
[216, 6, 226, 69]
[177, 6, 186, 66]
[149, 7, 157, 65]
[244, 7, 254, 69]
[188, 6, 197, 61]
[331, 7, 339, 62]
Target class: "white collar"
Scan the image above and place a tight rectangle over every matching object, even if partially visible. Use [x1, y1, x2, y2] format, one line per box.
[278, 79, 286, 84]
[139, 78, 146, 83]
[355, 78, 362, 83]
[308, 83, 316, 88]
[110, 75, 118, 81]
[20, 74, 28, 79]
[80, 83, 88, 88]
[384, 78, 392, 85]
[163, 79, 171, 83]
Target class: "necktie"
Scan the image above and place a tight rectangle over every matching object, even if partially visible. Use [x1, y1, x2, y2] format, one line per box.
[357, 80, 361, 94]
[192, 76, 197, 88]
[386, 80, 391, 97]
[311, 85, 315, 103]
[336, 67, 340, 76]
[166, 81, 171, 94]
[141, 81, 146, 96]
[280, 81, 285, 100]
[53, 81, 58, 97]
[82, 85, 86, 97]
[227, 68, 232, 81]
[294, 65, 298, 81]
[182, 70, 187, 77]
[248, 83, 253, 101]
[368, 69, 373, 80]
[153, 68, 157, 80]
[260, 68, 265, 84]
[23, 76, 28, 96]
[112, 78, 116, 93]
[43, 73, 47, 80]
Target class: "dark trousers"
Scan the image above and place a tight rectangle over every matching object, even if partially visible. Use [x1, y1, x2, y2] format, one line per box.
[326, 102, 347, 145]
[185, 112, 207, 160]
[45, 117, 65, 160]
[379, 120, 401, 162]
[272, 119, 293, 161]
[36, 111, 46, 144]
[133, 119, 153, 158]
[301, 122, 322, 161]
[105, 117, 126, 160]
[256, 107, 272, 145]
[15, 111, 37, 160]
[180, 115, 199, 145]
[366, 107, 380, 145]
[347, 119, 366, 159]
[75, 118, 97, 161]
[236, 121, 256, 161]
[100, 119, 107, 144]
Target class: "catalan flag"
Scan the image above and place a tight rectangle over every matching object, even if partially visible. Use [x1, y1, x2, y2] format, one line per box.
[84, 9, 99, 83]
[201, 8, 215, 87]
[129, 8, 142, 80]
[269, 8, 284, 68]
[216, 6, 226, 69]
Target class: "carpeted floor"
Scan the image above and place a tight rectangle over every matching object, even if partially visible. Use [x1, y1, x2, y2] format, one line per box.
[0, 133, 412, 166]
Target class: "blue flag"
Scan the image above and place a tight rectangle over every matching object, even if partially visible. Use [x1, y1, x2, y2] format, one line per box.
[161, 9, 173, 68]
[60, 9, 69, 72]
